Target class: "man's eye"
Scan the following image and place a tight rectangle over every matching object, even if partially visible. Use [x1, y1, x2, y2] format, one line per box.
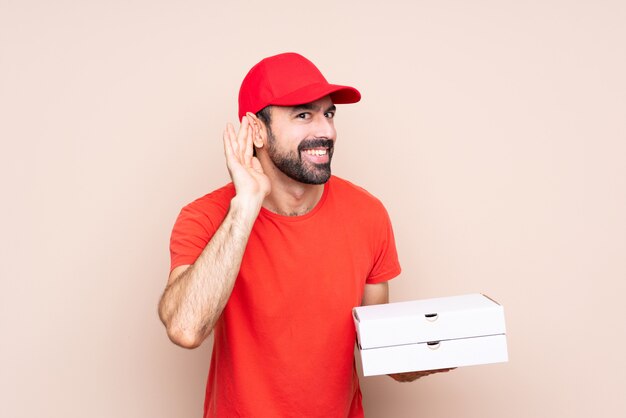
[325, 112, 335, 119]
[296, 113, 310, 119]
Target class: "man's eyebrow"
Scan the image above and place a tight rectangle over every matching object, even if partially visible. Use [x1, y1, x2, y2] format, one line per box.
[290, 103, 337, 113]
[290, 103, 317, 113]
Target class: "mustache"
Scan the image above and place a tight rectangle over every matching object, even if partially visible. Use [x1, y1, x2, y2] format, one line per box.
[297, 139, 334, 152]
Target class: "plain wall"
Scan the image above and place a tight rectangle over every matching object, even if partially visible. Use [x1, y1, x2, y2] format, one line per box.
[1, 1, 625, 417]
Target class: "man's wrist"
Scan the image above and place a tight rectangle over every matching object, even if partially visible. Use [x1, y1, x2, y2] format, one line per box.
[229, 195, 263, 228]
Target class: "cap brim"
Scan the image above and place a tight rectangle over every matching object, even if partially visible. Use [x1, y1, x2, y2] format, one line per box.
[270, 82, 361, 107]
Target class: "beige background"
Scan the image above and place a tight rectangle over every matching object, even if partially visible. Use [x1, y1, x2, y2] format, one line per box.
[1, 1, 625, 417]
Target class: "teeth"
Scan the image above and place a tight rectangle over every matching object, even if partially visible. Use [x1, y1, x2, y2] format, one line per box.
[304, 149, 327, 156]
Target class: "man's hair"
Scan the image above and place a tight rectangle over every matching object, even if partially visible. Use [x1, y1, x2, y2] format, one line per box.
[256, 106, 272, 127]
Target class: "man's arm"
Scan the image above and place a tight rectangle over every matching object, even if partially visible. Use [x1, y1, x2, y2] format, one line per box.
[158, 198, 261, 348]
[158, 115, 270, 349]
[361, 282, 389, 306]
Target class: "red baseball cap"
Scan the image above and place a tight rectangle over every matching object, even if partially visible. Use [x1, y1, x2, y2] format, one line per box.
[238, 52, 361, 120]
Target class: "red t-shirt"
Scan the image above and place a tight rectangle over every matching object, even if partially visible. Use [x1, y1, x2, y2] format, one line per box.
[170, 176, 401, 418]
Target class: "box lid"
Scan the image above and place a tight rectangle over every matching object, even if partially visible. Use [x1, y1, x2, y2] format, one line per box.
[353, 293, 506, 350]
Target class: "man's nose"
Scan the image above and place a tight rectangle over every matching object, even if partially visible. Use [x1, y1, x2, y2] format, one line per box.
[312, 114, 336, 139]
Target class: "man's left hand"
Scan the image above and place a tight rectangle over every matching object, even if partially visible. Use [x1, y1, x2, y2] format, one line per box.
[388, 368, 456, 382]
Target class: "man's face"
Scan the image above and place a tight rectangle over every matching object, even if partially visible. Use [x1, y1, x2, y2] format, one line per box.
[264, 96, 337, 185]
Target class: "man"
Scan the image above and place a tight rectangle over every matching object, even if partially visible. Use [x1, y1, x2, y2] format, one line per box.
[158, 52, 449, 417]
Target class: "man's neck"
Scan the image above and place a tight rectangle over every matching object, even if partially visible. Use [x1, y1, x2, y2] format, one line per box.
[262, 178, 326, 217]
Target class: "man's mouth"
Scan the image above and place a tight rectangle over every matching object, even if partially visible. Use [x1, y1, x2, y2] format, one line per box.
[299, 139, 333, 164]
[303, 148, 328, 157]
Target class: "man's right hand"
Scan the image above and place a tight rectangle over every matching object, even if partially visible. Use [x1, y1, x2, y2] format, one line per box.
[223, 114, 271, 206]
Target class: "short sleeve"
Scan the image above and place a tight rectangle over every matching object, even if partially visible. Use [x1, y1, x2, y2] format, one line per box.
[169, 190, 231, 272]
[366, 205, 401, 284]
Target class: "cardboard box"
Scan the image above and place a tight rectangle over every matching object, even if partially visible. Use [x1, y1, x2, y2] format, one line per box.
[353, 293, 508, 376]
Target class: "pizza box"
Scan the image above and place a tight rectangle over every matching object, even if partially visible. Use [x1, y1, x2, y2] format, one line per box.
[353, 293, 508, 376]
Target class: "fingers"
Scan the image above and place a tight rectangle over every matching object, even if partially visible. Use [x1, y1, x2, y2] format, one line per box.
[234, 115, 249, 161]
[223, 123, 235, 162]
[244, 113, 256, 162]
[224, 119, 247, 162]
[224, 116, 260, 170]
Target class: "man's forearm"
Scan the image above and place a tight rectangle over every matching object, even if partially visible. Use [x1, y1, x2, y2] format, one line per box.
[159, 196, 261, 348]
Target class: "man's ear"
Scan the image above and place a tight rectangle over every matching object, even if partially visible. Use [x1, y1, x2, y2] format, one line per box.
[246, 112, 267, 149]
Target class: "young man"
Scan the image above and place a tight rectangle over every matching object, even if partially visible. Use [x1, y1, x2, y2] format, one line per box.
[158, 53, 448, 417]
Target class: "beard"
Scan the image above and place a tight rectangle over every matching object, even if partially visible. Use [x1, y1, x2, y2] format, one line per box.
[267, 132, 334, 185]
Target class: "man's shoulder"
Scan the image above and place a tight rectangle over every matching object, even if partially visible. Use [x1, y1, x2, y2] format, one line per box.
[329, 176, 385, 208]
[180, 183, 235, 216]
